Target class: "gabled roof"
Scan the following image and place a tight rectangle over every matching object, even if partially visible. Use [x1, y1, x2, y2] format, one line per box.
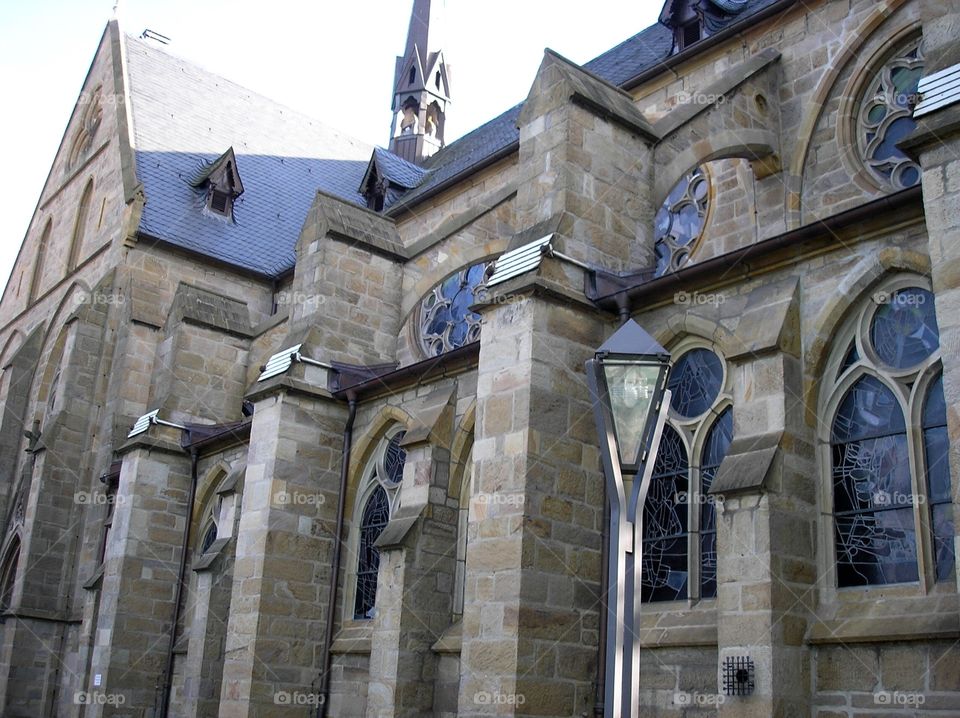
[124, 34, 372, 278]
[191, 146, 244, 196]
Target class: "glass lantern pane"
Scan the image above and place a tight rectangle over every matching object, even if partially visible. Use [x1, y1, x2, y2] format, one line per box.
[603, 363, 662, 467]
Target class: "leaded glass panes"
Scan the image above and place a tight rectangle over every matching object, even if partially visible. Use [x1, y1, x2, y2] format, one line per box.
[654, 167, 710, 277]
[826, 282, 953, 589]
[668, 348, 723, 418]
[418, 262, 492, 356]
[858, 39, 924, 189]
[383, 431, 407, 486]
[923, 374, 955, 581]
[354, 485, 389, 619]
[700, 407, 733, 598]
[641, 426, 689, 602]
[642, 345, 731, 604]
[870, 288, 939, 369]
[200, 522, 218, 554]
[831, 376, 918, 586]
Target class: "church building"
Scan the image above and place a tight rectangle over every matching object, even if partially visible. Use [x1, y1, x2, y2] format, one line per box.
[0, 0, 958, 715]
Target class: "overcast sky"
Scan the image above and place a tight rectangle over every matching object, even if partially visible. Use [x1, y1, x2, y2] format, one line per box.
[0, 0, 663, 289]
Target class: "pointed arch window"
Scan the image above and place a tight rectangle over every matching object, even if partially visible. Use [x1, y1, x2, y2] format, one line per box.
[351, 427, 406, 620]
[0, 538, 21, 612]
[641, 345, 732, 602]
[28, 220, 52, 305]
[68, 179, 94, 272]
[824, 282, 953, 588]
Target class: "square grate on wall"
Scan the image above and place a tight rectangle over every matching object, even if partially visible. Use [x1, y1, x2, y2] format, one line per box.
[721, 655, 755, 696]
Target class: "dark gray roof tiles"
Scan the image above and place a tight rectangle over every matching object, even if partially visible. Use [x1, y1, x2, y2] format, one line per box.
[125, 35, 372, 277]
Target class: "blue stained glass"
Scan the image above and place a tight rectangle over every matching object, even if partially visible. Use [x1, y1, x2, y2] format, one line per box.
[641, 426, 690, 602]
[923, 374, 955, 581]
[668, 348, 723, 418]
[870, 288, 939, 369]
[383, 432, 407, 486]
[699, 408, 732, 598]
[832, 376, 918, 586]
[653, 167, 710, 277]
[418, 262, 491, 356]
[354, 486, 390, 619]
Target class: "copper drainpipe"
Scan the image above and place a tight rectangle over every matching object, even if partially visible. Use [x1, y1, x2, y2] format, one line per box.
[316, 398, 357, 718]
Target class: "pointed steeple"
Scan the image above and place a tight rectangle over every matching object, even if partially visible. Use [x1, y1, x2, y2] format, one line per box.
[389, 0, 451, 165]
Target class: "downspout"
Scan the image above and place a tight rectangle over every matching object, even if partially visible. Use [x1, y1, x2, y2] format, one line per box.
[317, 397, 357, 718]
[158, 445, 199, 717]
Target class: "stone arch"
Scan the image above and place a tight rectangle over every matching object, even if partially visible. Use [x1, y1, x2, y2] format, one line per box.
[447, 401, 476, 504]
[803, 246, 930, 425]
[405, 249, 504, 321]
[655, 312, 740, 360]
[346, 405, 414, 519]
[787, 0, 916, 228]
[33, 281, 93, 411]
[653, 128, 778, 209]
[192, 461, 232, 529]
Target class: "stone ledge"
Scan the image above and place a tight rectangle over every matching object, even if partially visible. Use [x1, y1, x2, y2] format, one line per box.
[330, 622, 373, 655]
[431, 620, 462, 654]
[807, 610, 960, 645]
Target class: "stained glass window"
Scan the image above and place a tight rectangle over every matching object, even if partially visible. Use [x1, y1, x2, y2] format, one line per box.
[418, 262, 493, 357]
[0, 542, 18, 612]
[200, 521, 218, 554]
[923, 374, 955, 582]
[353, 427, 407, 619]
[668, 348, 723, 418]
[827, 282, 954, 589]
[831, 376, 918, 586]
[383, 431, 407, 486]
[870, 288, 939, 369]
[858, 38, 924, 189]
[700, 407, 733, 598]
[641, 426, 689, 602]
[354, 485, 390, 619]
[642, 346, 731, 603]
[654, 167, 710, 277]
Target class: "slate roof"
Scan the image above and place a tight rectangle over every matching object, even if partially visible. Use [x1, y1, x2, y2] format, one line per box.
[124, 0, 786, 276]
[124, 34, 372, 277]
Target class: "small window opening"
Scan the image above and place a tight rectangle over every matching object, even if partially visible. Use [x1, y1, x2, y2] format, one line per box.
[435, 71, 442, 90]
[209, 189, 231, 216]
[409, 67, 416, 85]
[679, 21, 701, 50]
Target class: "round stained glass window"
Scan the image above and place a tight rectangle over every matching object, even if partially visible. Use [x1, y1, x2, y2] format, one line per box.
[668, 348, 723, 418]
[858, 39, 924, 190]
[870, 288, 939, 369]
[418, 262, 492, 356]
[654, 167, 710, 277]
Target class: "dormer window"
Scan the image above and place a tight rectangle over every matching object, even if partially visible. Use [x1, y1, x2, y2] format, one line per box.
[678, 20, 702, 50]
[191, 148, 244, 222]
[208, 186, 232, 217]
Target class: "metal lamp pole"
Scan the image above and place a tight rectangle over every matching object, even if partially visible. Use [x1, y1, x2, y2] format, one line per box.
[586, 320, 672, 718]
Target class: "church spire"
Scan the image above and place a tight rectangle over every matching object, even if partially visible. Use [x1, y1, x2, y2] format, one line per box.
[389, 0, 451, 165]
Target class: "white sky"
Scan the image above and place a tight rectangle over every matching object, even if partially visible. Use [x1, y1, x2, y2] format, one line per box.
[0, 0, 663, 289]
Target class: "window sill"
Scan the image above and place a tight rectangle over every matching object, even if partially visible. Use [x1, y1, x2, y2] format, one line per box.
[638, 600, 718, 648]
[807, 588, 960, 644]
[330, 621, 372, 655]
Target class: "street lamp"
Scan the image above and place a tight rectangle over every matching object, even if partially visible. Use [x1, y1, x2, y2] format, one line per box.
[585, 319, 672, 718]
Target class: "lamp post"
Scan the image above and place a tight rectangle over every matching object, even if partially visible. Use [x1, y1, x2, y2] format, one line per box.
[585, 320, 672, 718]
